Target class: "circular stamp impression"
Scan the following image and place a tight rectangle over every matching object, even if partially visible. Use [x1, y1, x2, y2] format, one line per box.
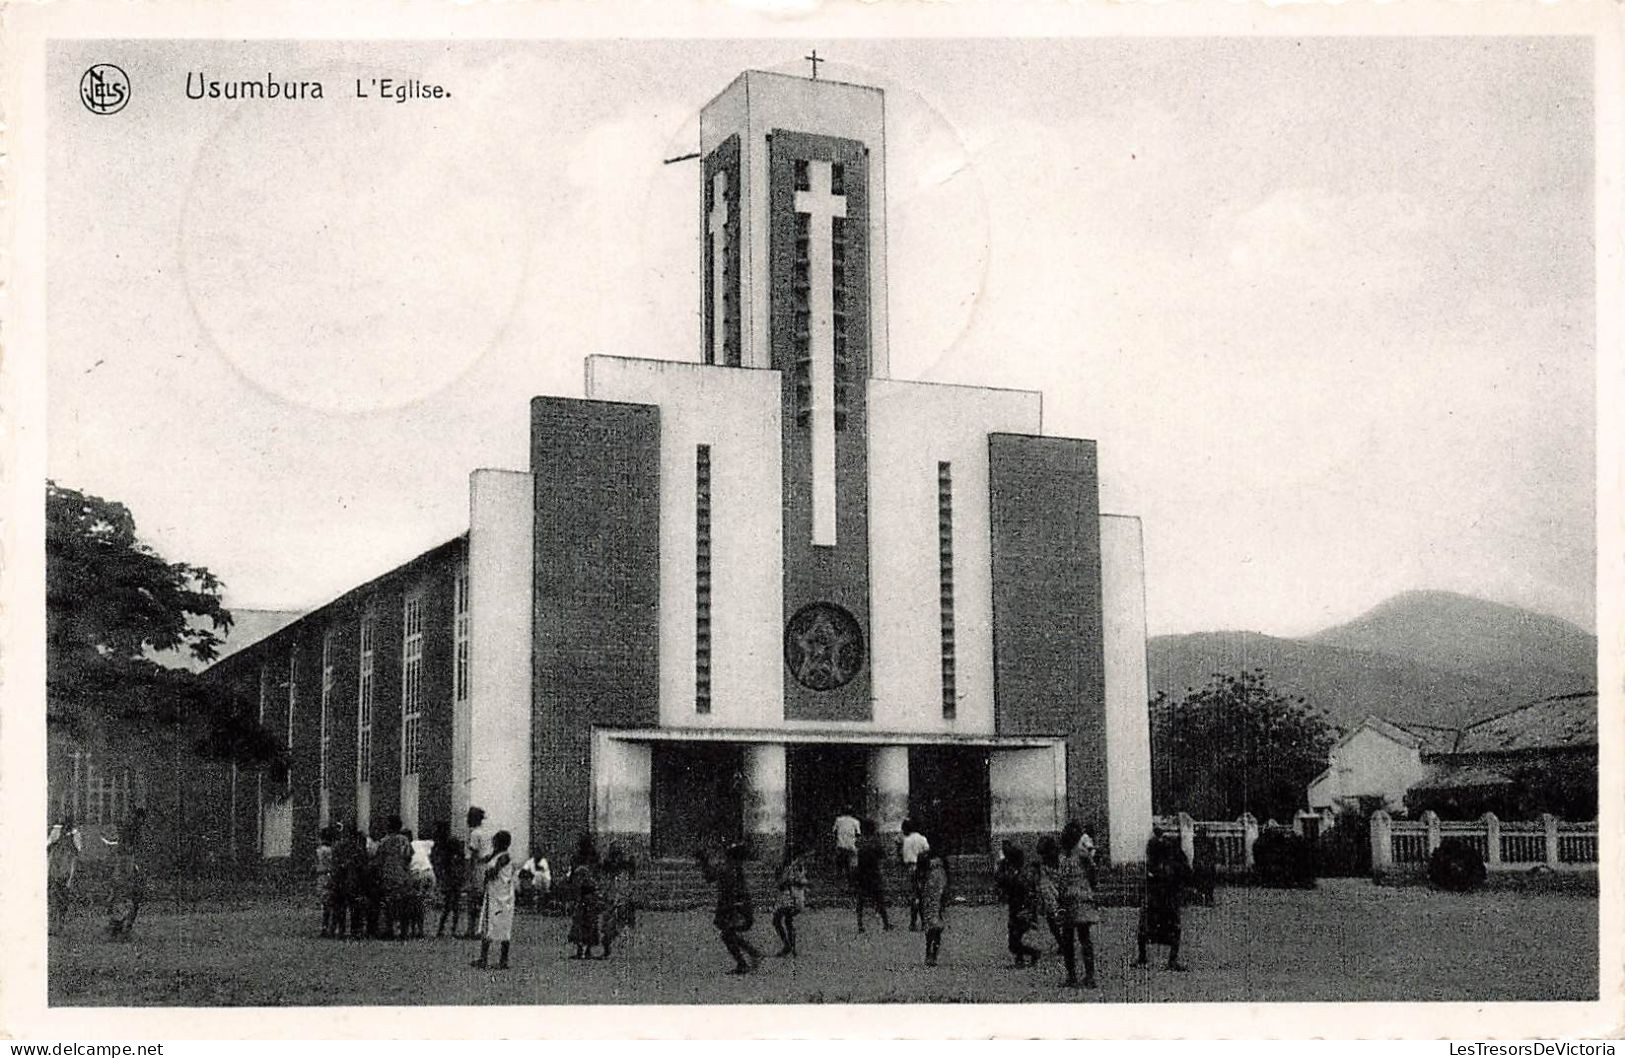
[80, 64, 131, 115]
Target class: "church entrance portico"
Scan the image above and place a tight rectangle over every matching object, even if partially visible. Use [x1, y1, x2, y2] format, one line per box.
[650, 742, 744, 860]
[786, 743, 867, 860]
[909, 745, 992, 856]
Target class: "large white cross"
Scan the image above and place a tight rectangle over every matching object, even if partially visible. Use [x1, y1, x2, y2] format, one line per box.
[708, 170, 730, 366]
[795, 159, 847, 548]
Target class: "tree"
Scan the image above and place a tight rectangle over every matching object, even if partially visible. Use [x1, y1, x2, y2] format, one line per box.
[46, 480, 281, 767]
[1149, 669, 1336, 823]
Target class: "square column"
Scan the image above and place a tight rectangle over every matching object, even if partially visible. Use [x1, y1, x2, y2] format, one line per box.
[744, 743, 787, 855]
[867, 745, 909, 835]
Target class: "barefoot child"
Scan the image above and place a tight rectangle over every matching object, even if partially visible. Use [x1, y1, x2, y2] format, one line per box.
[920, 849, 949, 966]
[772, 845, 808, 957]
[697, 842, 762, 974]
[315, 826, 336, 937]
[995, 844, 1041, 966]
[471, 830, 516, 970]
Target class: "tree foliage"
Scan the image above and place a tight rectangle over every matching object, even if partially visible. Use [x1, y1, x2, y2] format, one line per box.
[1150, 669, 1336, 823]
[46, 480, 281, 767]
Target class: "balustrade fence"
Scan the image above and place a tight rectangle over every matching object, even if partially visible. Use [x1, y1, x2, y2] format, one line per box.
[1153, 810, 1598, 877]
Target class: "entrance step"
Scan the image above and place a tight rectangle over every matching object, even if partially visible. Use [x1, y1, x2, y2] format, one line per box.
[623, 857, 1146, 912]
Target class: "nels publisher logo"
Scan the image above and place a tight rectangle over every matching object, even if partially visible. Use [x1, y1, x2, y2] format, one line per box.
[80, 64, 130, 115]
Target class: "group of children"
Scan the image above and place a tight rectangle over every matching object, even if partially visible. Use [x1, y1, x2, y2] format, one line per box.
[303, 813, 1189, 984]
[565, 837, 637, 960]
[993, 821, 1193, 989]
[694, 836, 954, 975]
[313, 806, 525, 969]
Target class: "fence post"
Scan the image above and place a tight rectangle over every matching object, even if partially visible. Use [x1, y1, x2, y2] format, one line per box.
[1292, 813, 1305, 836]
[1422, 810, 1441, 855]
[1176, 811, 1196, 865]
[1482, 812, 1501, 868]
[1241, 813, 1259, 869]
[1541, 812, 1560, 867]
[1369, 810, 1392, 873]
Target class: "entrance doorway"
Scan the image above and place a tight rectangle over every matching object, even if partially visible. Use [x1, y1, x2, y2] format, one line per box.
[787, 744, 868, 862]
[908, 746, 991, 856]
[650, 742, 744, 859]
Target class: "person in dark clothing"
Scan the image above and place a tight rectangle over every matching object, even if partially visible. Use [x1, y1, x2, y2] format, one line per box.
[431, 820, 468, 938]
[335, 825, 369, 940]
[376, 816, 413, 941]
[1136, 828, 1191, 971]
[104, 808, 147, 939]
[853, 819, 892, 933]
[994, 843, 1041, 966]
[1192, 830, 1219, 907]
[697, 842, 762, 974]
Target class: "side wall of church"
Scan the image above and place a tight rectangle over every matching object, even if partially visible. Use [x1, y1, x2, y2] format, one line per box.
[203, 540, 464, 872]
[866, 378, 1041, 734]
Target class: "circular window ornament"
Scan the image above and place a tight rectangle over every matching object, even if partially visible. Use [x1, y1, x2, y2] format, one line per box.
[784, 602, 865, 692]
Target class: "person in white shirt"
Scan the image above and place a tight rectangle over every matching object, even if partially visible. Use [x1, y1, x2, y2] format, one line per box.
[832, 808, 861, 887]
[464, 806, 492, 937]
[899, 819, 931, 931]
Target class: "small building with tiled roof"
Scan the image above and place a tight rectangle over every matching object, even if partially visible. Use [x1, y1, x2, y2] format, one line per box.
[1309, 692, 1597, 820]
[1407, 692, 1597, 819]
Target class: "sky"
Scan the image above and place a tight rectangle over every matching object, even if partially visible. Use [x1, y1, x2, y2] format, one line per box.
[45, 37, 1596, 637]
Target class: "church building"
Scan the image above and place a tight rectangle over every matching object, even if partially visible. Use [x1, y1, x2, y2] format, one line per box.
[205, 68, 1155, 873]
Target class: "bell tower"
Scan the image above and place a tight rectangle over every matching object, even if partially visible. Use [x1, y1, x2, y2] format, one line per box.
[699, 68, 890, 723]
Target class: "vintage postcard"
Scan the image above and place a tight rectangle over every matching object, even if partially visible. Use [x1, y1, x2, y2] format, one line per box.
[1, 0, 1620, 1041]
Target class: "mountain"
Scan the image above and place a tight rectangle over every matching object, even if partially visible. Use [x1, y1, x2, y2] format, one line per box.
[1150, 592, 1596, 731]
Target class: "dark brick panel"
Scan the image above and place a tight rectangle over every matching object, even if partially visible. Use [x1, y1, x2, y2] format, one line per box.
[531, 397, 662, 871]
[987, 433, 1111, 858]
[769, 129, 874, 722]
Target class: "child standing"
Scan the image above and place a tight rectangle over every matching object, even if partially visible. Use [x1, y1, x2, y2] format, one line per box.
[853, 819, 892, 933]
[1034, 836, 1063, 951]
[430, 821, 467, 938]
[46, 816, 82, 935]
[994, 844, 1041, 966]
[315, 827, 336, 937]
[471, 830, 516, 970]
[697, 842, 762, 975]
[1055, 821, 1100, 989]
[920, 849, 949, 966]
[772, 845, 808, 957]
[567, 862, 603, 959]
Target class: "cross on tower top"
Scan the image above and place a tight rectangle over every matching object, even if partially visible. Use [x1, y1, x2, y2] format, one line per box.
[805, 49, 823, 80]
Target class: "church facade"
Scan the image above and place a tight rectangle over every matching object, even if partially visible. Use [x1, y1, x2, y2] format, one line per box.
[206, 69, 1154, 872]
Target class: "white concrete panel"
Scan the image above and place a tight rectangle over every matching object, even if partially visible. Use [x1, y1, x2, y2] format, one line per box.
[701, 71, 888, 377]
[592, 732, 652, 838]
[467, 469, 534, 861]
[866, 378, 1041, 735]
[990, 747, 1063, 836]
[1101, 514, 1154, 865]
[586, 357, 784, 731]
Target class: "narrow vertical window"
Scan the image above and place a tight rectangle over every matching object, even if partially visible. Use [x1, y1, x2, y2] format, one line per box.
[454, 560, 470, 703]
[319, 628, 334, 799]
[286, 644, 298, 754]
[357, 612, 375, 787]
[938, 461, 956, 719]
[695, 444, 713, 714]
[401, 591, 424, 777]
